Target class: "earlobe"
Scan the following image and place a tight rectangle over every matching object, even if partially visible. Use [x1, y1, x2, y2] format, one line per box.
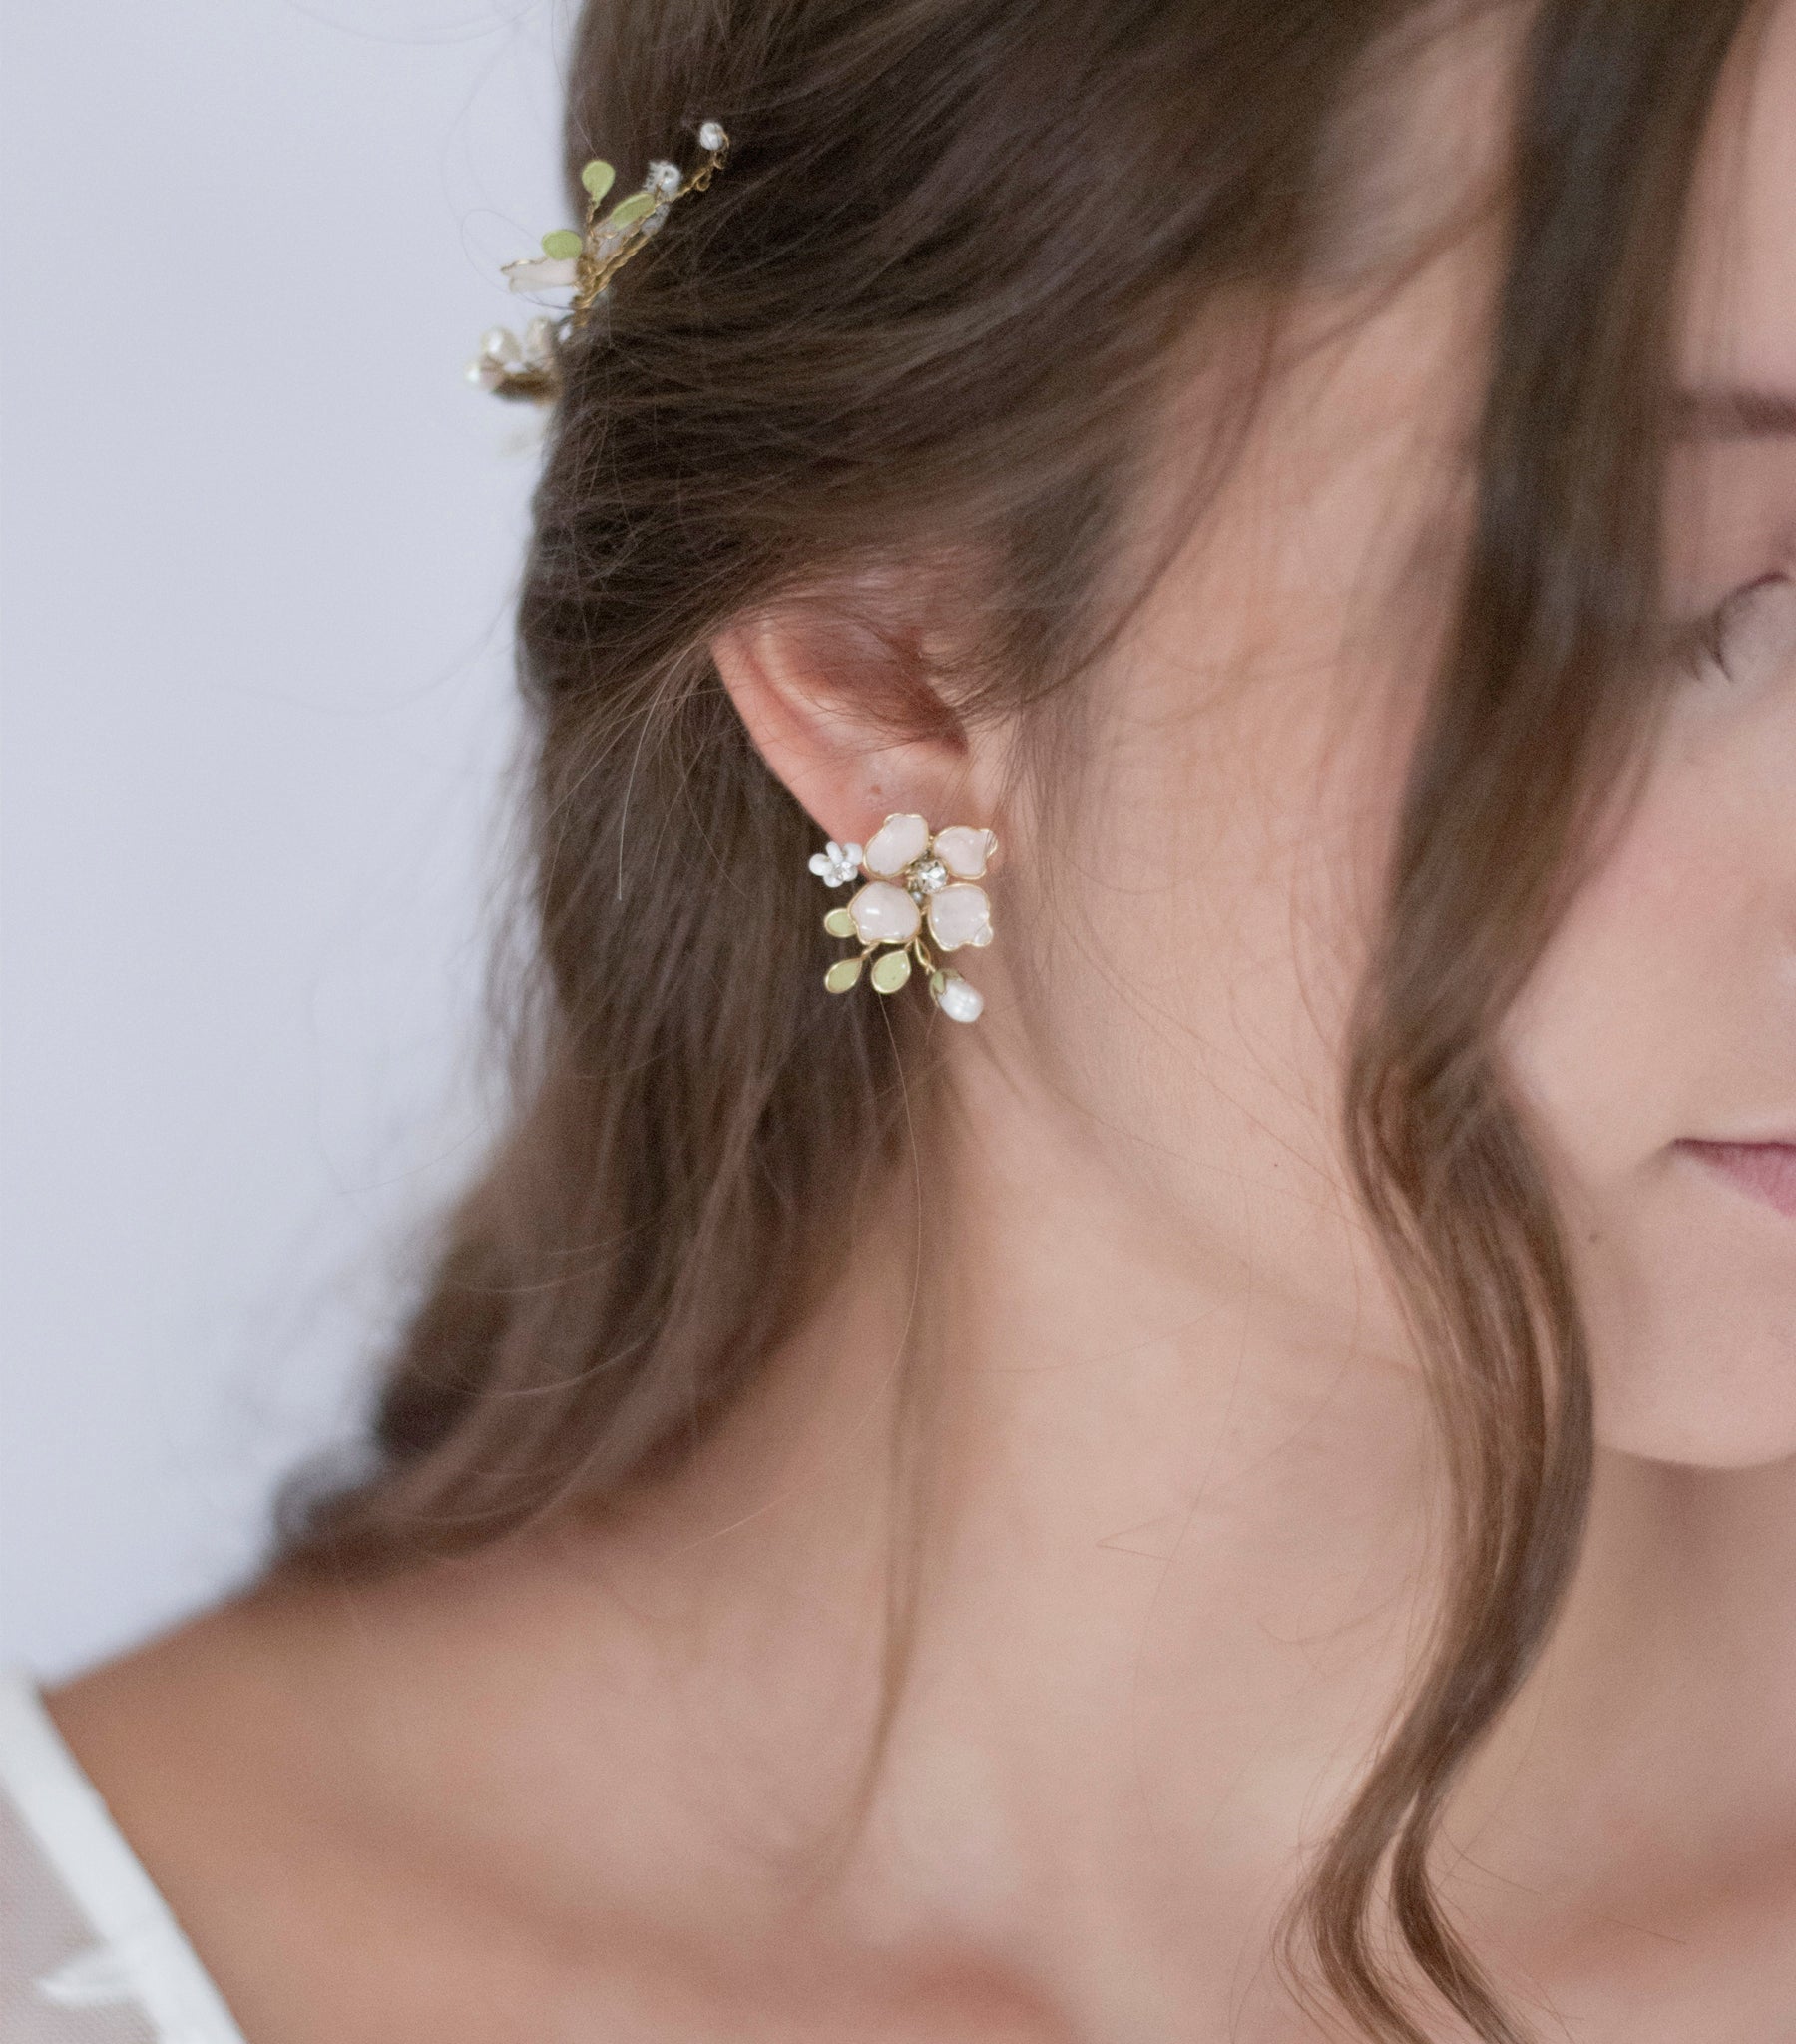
[708, 596, 990, 849]
[713, 596, 1011, 1025]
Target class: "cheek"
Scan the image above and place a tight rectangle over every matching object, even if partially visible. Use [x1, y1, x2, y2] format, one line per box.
[1035, 635, 1415, 1351]
[1505, 721, 1796, 1467]
[1506, 793, 1734, 1179]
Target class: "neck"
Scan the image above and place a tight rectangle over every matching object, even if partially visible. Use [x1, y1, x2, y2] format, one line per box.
[228, 1058, 1796, 2038]
[252, 1061, 1433, 2033]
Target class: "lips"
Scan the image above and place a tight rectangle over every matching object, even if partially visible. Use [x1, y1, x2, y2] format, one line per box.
[1680, 1140, 1796, 1219]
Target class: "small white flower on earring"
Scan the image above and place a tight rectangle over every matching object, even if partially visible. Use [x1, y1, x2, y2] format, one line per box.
[808, 840, 864, 889]
[808, 814, 999, 1023]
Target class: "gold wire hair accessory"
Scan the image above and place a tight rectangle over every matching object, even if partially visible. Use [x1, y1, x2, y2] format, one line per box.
[811, 815, 999, 1024]
[467, 118, 730, 403]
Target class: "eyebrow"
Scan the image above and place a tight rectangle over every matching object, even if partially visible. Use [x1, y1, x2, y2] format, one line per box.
[1674, 385, 1796, 440]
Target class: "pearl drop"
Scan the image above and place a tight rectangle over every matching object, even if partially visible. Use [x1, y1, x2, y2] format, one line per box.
[698, 121, 727, 152]
[935, 974, 985, 1024]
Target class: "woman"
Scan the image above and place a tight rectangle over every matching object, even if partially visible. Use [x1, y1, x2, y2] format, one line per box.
[4, 0, 1794, 2036]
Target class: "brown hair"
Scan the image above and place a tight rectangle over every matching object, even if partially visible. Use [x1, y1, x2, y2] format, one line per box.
[281, 1, 1756, 2035]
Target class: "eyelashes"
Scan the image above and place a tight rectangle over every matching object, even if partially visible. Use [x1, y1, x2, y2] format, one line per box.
[1671, 573, 1793, 685]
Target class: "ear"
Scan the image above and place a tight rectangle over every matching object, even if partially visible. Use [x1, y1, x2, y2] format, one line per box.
[709, 578, 1010, 846]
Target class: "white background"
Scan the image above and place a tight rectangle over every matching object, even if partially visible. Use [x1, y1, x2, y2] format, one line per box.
[1, 1, 574, 1677]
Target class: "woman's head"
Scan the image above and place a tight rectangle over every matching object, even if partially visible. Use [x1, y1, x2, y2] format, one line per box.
[286, 1, 1779, 2035]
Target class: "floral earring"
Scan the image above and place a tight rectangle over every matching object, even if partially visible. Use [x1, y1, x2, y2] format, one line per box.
[809, 813, 997, 1024]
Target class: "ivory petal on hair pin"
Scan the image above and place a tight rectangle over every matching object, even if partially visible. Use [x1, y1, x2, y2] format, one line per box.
[811, 814, 1000, 1024]
[468, 120, 730, 405]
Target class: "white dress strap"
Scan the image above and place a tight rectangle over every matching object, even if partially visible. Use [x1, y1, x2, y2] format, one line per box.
[0, 1668, 247, 2044]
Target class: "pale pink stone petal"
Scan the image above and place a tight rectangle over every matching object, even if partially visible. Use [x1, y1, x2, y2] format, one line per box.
[927, 883, 993, 953]
[932, 826, 996, 880]
[849, 880, 921, 945]
[864, 813, 931, 877]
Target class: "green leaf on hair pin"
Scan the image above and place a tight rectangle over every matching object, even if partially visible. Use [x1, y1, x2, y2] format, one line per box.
[604, 191, 658, 232]
[580, 159, 616, 202]
[540, 229, 585, 260]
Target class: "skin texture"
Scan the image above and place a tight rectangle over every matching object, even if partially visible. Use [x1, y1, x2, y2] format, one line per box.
[46, 7, 1796, 2040]
[1508, 1, 1796, 1468]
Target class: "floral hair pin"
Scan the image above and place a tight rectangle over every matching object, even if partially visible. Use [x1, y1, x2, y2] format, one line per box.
[810, 814, 998, 1024]
[468, 118, 730, 403]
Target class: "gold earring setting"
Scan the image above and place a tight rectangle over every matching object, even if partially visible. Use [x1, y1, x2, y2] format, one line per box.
[810, 814, 997, 1024]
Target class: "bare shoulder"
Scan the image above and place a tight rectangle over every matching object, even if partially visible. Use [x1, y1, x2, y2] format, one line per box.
[44, 1561, 1074, 2044]
[45, 1585, 422, 2040]
[47, 1579, 375, 1855]
[48, 1589, 333, 1871]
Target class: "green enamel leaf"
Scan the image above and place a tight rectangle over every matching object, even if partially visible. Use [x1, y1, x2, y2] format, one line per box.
[871, 949, 913, 996]
[825, 957, 864, 996]
[823, 907, 857, 940]
[579, 159, 616, 202]
[541, 229, 585, 260]
[605, 191, 658, 232]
